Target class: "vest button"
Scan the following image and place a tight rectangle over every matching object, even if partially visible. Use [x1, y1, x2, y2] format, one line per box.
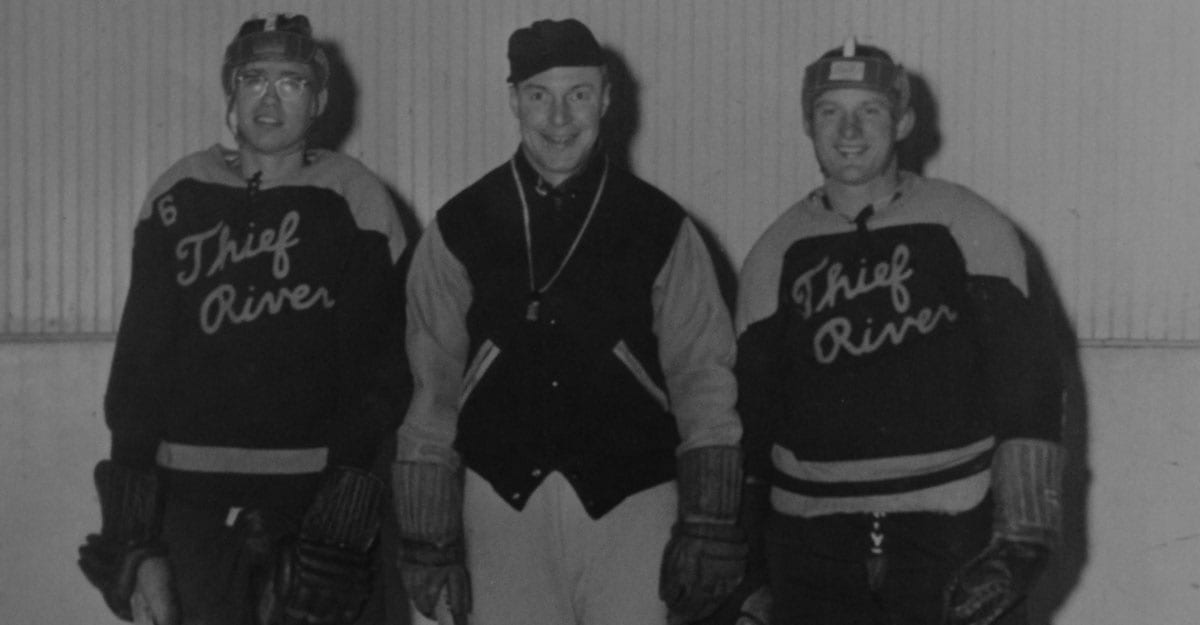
[531, 468, 543, 477]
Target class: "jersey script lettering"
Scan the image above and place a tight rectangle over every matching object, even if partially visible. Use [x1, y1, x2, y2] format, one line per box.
[171, 210, 335, 334]
[790, 243, 958, 364]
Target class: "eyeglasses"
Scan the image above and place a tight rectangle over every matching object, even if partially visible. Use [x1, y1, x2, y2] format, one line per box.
[234, 72, 311, 101]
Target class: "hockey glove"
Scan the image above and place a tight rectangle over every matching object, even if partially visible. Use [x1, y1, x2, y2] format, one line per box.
[260, 466, 384, 625]
[393, 461, 470, 625]
[660, 445, 748, 623]
[78, 460, 176, 622]
[942, 438, 1065, 625]
[942, 539, 1049, 625]
[689, 476, 772, 625]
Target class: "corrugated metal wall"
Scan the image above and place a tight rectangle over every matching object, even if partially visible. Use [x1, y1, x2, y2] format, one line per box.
[3, 0, 1198, 342]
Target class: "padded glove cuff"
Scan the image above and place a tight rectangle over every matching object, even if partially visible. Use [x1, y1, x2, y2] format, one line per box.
[678, 445, 744, 524]
[302, 466, 385, 551]
[393, 461, 463, 547]
[992, 438, 1065, 546]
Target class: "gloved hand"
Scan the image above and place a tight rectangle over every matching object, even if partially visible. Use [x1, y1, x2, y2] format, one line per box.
[942, 539, 1049, 625]
[660, 521, 748, 622]
[393, 461, 470, 625]
[78, 460, 176, 623]
[260, 466, 384, 625]
[398, 538, 470, 625]
[944, 438, 1064, 625]
[264, 538, 376, 624]
[687, 477, 772, 625]
[660, 445, 747, 623]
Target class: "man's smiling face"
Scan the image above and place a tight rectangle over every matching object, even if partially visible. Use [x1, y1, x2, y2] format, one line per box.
[806, 87, 913, 191]
[510, 65, 610, 186]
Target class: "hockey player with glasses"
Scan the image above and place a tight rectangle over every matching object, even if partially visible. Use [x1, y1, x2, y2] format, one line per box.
[78, 13, 409, 625]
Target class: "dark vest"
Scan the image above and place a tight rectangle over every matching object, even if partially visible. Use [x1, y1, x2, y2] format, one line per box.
[438, 153, 686, 518]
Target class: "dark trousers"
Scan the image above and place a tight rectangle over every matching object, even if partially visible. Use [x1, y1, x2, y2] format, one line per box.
[160, 496, 391, 625]
[766, 499, 1028, 625]
[160, 497, 293, 625]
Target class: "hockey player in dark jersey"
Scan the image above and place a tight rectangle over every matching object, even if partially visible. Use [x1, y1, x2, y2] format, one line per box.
[735, 38, 1065, 625]
[77, 13, 408, 625]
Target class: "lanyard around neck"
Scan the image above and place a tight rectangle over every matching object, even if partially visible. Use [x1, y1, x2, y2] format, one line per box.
[510, 156, 609, 322]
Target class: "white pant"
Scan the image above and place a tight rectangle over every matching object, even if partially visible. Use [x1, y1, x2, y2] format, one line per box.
[452, 468, 676, 625]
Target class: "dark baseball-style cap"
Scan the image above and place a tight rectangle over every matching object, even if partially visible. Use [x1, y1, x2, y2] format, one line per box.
[507, 18, 605, 84]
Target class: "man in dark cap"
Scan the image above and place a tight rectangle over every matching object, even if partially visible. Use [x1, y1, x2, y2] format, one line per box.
[394, 17, 746, 625]
[735, 38, 1066, 624]
[77, 13, 409, 625]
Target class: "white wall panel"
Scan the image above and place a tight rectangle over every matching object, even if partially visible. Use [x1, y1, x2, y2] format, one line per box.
[3, 0, 1200, 342]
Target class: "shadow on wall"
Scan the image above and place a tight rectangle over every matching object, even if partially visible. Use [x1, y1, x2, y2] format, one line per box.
[898, 71, 942, 176]
[305, 37, 424, 625]
[600, 46, 641, 176]
[600, 45, 740, 309]
[309, 39, 358, 153]
[904, 68, 1090, 622]
[1021, 231, 1092, 625]
[309, 33, 426, 293]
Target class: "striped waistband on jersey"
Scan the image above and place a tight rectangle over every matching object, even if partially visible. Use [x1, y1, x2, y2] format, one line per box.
[156, 441, 328, 475]
[768, 437, 995, 517]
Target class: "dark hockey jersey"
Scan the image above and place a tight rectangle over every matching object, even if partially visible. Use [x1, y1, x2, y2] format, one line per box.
[105, 145, 407, 506]
[736, 173, 1061, 517]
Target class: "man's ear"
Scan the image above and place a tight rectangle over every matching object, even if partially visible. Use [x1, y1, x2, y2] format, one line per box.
[803, 117, 813, 139]
[509, 84, 520, 118]
[895, 107, 915, 141]
[600, 82, 612, 118]
[313, 89, 329, 119]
